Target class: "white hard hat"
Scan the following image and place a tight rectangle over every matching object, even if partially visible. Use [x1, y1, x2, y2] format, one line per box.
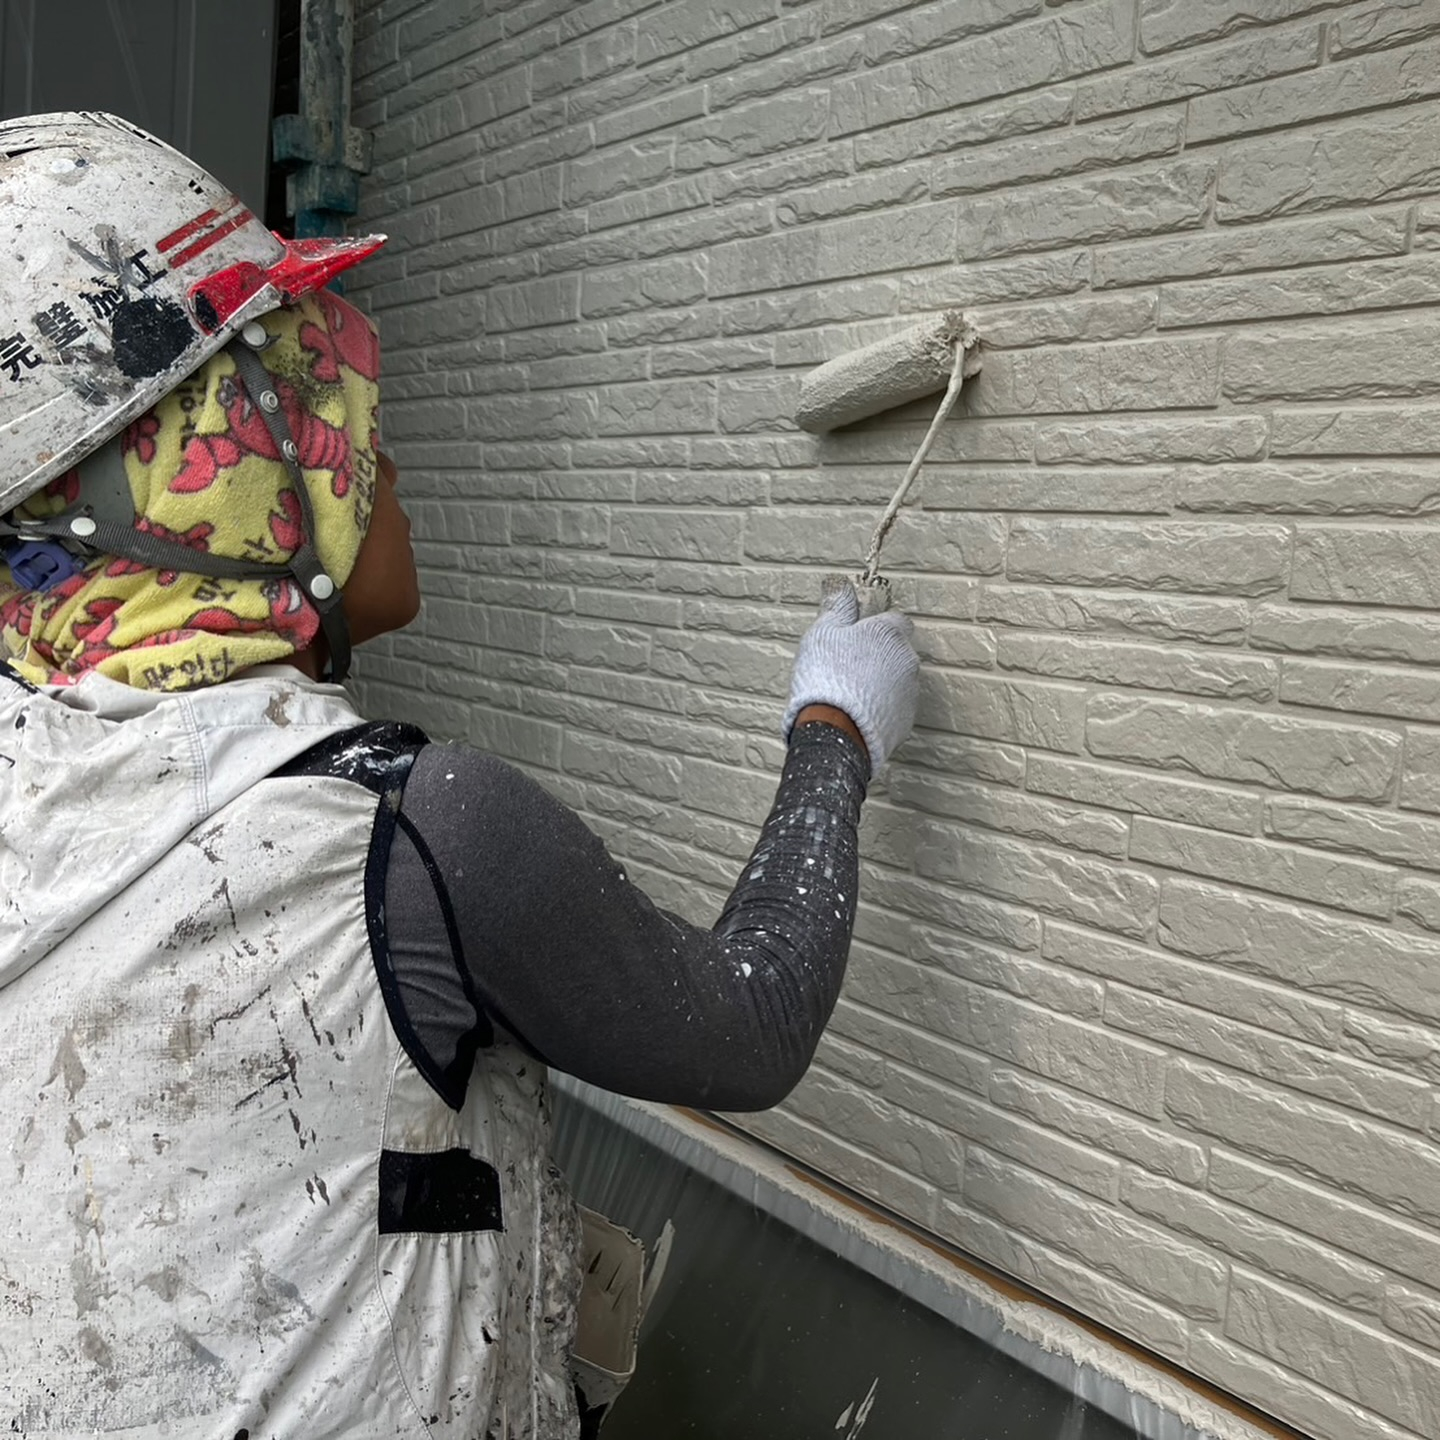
[0, 110, 384, 515]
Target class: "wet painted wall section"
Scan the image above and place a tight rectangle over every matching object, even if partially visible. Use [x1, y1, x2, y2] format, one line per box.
[346, 4, 1440, 1438]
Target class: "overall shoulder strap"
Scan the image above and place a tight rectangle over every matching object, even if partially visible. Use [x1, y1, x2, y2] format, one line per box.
[275, 719, 476, 1107]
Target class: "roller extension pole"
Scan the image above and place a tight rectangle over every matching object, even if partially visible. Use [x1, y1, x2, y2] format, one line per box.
[794, 311, 981, 609]
[860, 339, 971, 588]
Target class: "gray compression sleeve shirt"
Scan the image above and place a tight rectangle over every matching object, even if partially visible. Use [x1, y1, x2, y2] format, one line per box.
[381, 722, 869, 1113]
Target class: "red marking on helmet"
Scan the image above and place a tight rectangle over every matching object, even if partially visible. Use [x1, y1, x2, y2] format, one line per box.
[166, 208, 256, 270]
[158, 194, 247, 254]
[158, 206, 225, 254]
[187, 234, 387, 331]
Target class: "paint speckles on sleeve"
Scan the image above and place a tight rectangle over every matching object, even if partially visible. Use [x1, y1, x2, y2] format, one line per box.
[384, 723, 869, 1115]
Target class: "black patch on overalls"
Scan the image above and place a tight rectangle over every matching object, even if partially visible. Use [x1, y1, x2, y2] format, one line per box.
[378, 1147, 504, 1234]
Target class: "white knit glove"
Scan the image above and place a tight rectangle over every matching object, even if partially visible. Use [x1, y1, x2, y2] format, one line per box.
[782, 576, 920, 772]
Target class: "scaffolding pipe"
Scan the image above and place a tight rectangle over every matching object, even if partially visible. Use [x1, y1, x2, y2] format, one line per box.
[272, 0, 373, 240]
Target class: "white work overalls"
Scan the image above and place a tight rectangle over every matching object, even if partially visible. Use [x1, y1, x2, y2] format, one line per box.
[0, 667, 581, 1439]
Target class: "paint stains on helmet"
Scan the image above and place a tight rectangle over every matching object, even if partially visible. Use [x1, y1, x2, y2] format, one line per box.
[112, 295, 193, 379]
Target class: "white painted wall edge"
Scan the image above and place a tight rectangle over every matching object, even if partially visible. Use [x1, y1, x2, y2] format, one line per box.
[553, 1075, 1288, 1440]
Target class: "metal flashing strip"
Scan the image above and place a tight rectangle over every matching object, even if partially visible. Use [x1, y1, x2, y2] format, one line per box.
[551, 1076, 1294, 1440]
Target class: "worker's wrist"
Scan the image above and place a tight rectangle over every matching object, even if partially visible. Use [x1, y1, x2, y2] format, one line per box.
[793, 704, 868, 760]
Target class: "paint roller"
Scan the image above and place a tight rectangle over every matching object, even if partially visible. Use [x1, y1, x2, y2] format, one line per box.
[795, 310, 981, 605]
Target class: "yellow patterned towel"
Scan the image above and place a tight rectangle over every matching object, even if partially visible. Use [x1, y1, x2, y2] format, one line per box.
[0, 289, 380, 691]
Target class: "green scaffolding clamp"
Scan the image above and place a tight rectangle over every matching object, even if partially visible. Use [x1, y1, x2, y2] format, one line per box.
[272, 0, 373, 243]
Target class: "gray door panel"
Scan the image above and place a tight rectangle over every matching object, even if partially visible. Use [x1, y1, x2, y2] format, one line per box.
[1, 0, 277, 212]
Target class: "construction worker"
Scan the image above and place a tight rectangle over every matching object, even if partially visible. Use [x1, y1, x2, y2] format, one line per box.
[0, 113, 919, 1438]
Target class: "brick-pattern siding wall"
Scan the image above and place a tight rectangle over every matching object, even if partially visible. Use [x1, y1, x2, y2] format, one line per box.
[348, 3, 1440, 1435]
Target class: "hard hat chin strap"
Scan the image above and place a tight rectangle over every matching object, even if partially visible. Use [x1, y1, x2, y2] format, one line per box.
[0, 331, 353, 683]
[227, 334, 351, 682]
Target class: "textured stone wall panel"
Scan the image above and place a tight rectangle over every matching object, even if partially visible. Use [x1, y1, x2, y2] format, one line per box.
[350, 4, 1440, 1434]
